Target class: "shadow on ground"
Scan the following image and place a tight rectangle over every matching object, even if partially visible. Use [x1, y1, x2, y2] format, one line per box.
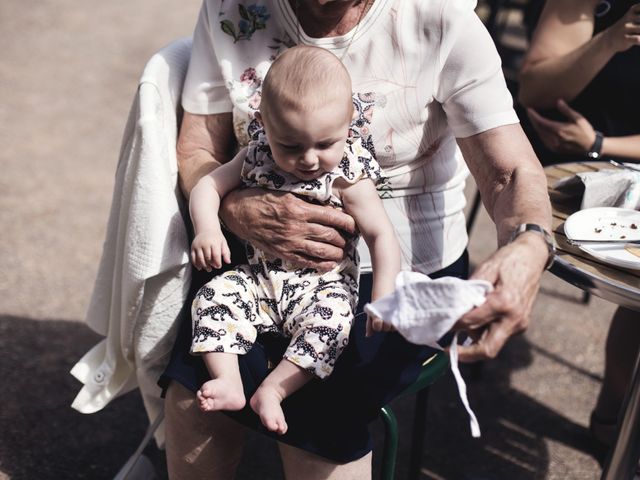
[0, 315, 151, 480]
[0, 315, 602, 479]
[383, 334, 601, 479]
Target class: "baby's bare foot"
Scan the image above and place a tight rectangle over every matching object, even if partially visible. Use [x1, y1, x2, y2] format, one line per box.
[250, 386, 288, 435]
[197, 378, 246, 412]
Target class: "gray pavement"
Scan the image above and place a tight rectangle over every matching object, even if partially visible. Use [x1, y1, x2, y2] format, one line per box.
[0, 1, 617, 478]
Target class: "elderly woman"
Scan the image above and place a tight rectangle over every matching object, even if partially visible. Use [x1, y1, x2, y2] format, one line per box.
[161, 0, 553, 477]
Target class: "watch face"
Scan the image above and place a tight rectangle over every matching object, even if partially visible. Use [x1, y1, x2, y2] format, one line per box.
[588, 151, 600, 159]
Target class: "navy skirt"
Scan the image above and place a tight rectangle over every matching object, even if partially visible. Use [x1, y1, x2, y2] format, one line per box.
[160, 236, 469, 463]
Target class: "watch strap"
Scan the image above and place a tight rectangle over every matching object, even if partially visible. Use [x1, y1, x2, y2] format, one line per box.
[509, 223, 556, 270]
[587, 130, 604, 159]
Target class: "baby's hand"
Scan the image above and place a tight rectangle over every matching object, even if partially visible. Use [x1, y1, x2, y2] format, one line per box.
[366, 315, 394, 337]
[191, 230, 232, 272]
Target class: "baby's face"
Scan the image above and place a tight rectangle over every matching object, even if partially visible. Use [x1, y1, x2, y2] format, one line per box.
[263, 98, 351, 181]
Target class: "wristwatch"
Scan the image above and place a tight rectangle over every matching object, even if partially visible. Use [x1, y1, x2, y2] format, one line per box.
[509, 223, 556, 270]
[587, 130, 604, 159]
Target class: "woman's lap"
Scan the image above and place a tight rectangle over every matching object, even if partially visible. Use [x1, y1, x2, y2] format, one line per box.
[160, 248, 469, 463]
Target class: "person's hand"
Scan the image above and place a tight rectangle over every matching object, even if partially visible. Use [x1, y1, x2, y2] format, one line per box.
[602, 3, 640, 53]
[191, 229, 231, 272]
[527, 99, 596, 154]
[453, 233, 548, 362]
[220, 188, 357, 271]
[366, 315, 394, 337]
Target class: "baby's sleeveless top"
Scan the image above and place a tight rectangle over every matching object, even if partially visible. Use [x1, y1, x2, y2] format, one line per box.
[241, 133, 382, 208]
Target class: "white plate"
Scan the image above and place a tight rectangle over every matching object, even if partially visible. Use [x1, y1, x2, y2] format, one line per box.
[564, 207, 640, 270]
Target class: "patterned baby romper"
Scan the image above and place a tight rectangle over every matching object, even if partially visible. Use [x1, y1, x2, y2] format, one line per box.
[190, 132, 381, 378]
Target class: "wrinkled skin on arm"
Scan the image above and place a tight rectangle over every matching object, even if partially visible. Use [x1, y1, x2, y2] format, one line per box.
[454, 124, 552, 362]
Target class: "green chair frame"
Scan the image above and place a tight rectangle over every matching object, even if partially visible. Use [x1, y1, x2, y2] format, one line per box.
[379, 351, 450, 480]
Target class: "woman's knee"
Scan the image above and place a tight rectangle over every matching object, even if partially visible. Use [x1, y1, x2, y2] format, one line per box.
[164, 382, 245, 479]
[278, 442, 372, 480]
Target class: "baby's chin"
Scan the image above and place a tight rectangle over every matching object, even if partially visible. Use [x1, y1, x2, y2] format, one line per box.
[295, 168, 323, 180]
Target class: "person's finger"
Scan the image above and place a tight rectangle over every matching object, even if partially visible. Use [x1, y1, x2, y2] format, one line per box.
[304, 222, 349, 249]
[454, 297, 501, 331]
[222, 241, 231, 264]
[624, 33, 640, 44]
[556, 99, 583, 122]
[382, 322, 394, 332]
[372, 316, 384, 332]
[209, 245, 222, 269]
[455, 320, 511, 362]
[300, 201, 357, 237]
[293, 240, 345, 263]
[365, 316, 373, 337]
[527, 110, 556, 144]
[527, 108, 565, 131]
[195, 249, 209, 272]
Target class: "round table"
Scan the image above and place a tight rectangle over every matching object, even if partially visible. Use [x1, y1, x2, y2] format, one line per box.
[546, 161, 640, 480]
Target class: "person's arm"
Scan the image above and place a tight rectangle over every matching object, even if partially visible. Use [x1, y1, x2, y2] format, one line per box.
[338, 177, 402, 336]
[454, 124, 552, 362]
[189, 149, 245, 271]
[519, 0, 640, 109]
[603, 135, 640, 160]
[177, 112, 237, 199]
[527, 99, 640, 160]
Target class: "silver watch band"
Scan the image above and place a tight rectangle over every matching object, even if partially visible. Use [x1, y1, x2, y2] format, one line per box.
[509, 223, 556, 270]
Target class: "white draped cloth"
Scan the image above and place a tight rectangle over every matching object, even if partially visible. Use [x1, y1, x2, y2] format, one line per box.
[69, 38, 193, 446]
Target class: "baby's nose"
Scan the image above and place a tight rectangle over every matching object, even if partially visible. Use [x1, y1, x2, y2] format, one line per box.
[299, 150, 317, 166]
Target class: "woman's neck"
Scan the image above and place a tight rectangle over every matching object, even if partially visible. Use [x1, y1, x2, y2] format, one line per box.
[292, 0, 370, 38]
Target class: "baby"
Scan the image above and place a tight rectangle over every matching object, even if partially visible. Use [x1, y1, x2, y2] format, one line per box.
[189, 45, 401, 434]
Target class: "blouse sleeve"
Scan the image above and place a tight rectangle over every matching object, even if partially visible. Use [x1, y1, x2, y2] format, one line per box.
[341, 137, 382, 184]
[434, 0, 519, 138]
[181, 0, 234, 115]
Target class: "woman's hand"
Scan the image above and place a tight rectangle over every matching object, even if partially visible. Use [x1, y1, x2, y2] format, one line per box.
[454, 233, 548, 362]
[220, 188, 357, 270]
[527, 99, 596, 154]
[602, 3, 640, 53]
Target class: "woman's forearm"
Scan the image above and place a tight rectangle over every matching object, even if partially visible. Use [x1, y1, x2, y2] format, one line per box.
[460, 125, 551, 245]
[603, 135, 640, 161]
[519, 31, 613, 108]
[177, 112, 236, 199]
[490, 164, 551, 247]
[178, 150, 223, 199]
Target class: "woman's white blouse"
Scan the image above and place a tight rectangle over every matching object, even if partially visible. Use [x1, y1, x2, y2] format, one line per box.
[182, 0, 519, 274]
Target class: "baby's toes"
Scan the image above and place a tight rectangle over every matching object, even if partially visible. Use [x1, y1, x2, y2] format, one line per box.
[276, 418, 288, 435]
[200, 397, 216, 412]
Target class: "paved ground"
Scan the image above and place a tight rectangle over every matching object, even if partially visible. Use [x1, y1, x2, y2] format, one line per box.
[0, 1, 617, 479]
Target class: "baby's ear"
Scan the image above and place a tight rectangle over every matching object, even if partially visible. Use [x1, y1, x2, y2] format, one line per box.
[254, 111, 263, 125]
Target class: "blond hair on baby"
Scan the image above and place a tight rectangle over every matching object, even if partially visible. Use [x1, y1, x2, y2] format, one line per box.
[260, 45, 353, 122]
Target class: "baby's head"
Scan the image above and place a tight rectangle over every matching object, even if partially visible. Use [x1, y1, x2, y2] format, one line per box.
[258, 45, 353, 180]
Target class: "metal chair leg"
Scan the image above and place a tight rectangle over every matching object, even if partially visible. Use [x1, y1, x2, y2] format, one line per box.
[408, 388, 430, 480]
[113, 410, 164, 480]
[582, 291, 591, 304]
[380, 406, 399, 480]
